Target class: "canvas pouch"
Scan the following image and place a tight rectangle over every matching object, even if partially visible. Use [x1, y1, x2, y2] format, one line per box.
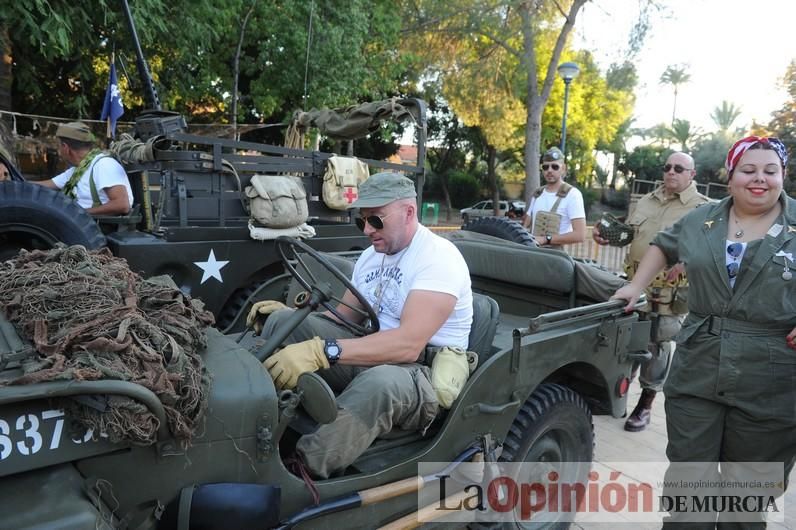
[245, 174, 308, 228]
[322, 155, 370, 210]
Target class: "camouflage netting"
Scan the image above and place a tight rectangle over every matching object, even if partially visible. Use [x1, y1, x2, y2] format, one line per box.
[0, 245, 215, 447]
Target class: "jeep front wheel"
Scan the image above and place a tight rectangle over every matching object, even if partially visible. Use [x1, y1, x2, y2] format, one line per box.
[0, 182, 106, 260]
[499, 383, 594, 529]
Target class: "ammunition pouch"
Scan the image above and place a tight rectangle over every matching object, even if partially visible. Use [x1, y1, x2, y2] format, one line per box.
[322, 155, 370, 210]
[531, 182, 571, 239]
[532, 210, 563, 239]
[245, 175, 308, 229]
[596, 213, 634, 247]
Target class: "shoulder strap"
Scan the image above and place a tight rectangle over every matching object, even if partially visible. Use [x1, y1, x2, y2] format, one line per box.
[556, 182, 572, 198]
[532, 186, 546, 198]
[61, 149, 106, 202]
[88, 154, 111, 208]
[547, 183, 572, 213]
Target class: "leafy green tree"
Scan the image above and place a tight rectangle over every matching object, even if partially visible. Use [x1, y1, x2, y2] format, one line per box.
[691, 134, 732, 184]
[660, 64, 690, 125]
[710, 100, 742, 137]
[768, 60, 796, 184]
[666, 118, 700, 152]
[620, 144, 669, 184]
[403, 0, 589, 203]
[1, 0, 411, 127]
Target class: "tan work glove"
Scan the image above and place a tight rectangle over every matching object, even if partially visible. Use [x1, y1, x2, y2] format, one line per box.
[264, 337, 329, 390]
[246, 300, 288, 334]
[431, 346, 470, 409]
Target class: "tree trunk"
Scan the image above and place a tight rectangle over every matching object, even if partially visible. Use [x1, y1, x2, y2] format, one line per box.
[519, 0, 587, 204]
[0, 26, 12, 112]
[487, 145, 500, 215]
[231, 1, 258, 140]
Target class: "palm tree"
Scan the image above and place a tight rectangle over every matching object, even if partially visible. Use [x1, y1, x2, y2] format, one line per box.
[710, 100, 742, 136]
[660, 65, 691, 125]
[666, 119, 701, 152]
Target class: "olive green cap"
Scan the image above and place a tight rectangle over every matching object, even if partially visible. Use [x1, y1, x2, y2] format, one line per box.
[349, 171, 416, 209]
[55, 122, 95, 143]
[541, 146, 564, 162]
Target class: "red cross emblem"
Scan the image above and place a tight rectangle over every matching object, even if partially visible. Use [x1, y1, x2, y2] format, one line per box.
[343, 187, 358, 203]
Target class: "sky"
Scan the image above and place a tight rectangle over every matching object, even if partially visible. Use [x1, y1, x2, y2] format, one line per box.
[574, 0, 796, 134]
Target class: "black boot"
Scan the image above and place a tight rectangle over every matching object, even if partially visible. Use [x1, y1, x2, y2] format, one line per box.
[624, 389, 656, 432]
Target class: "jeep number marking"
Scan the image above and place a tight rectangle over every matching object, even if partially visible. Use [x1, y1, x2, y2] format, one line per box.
[0, 409, 95, 460]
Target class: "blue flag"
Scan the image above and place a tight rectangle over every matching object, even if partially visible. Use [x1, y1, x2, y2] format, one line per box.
[100, 61, 124, 138]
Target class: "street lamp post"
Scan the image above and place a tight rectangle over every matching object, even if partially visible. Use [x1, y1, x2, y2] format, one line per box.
[557, 61, 580, 157]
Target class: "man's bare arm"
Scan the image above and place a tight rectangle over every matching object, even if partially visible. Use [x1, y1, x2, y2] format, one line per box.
[86, 185, 130, 215]
[337, 290, 457, 366]
[33, 179, 59, 189]
[547, 218, 586, 245]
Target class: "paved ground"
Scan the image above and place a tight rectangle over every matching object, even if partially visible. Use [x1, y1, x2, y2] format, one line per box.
[573, 384, 796, 529]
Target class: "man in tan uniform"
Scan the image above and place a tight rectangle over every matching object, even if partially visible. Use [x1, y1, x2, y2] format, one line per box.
[594, 151, 709, 431]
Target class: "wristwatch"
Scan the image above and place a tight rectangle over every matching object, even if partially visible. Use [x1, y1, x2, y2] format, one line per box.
[545, 233, 553, 245]
[323, 339, 342, 364]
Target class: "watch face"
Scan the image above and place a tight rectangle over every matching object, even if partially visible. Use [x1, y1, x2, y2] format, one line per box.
[324, 340, 341, 362]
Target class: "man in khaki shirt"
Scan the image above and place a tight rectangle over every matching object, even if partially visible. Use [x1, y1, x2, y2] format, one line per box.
[594, 151, 709, 432]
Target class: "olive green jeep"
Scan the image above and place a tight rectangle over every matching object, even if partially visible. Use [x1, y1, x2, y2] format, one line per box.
[0, 226, 650, 529]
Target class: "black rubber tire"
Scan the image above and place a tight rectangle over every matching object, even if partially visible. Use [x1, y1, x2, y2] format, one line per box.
[215, 280, 268, 333]
[496, 383, 594, 529]
[0, 181, 106, 260]
[462, 216, 537, 247]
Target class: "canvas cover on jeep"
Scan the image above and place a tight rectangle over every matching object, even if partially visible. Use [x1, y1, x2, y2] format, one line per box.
[288, 98, 423, 141]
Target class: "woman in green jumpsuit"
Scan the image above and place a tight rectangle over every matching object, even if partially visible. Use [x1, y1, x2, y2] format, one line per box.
[614, 137, 796, 528]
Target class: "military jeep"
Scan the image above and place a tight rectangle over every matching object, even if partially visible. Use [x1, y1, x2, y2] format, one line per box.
[0, 96, 429, 330]
[0, 225, 649, 529]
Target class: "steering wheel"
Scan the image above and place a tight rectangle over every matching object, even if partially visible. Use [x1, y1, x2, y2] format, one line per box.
[276, 236, 379, 337]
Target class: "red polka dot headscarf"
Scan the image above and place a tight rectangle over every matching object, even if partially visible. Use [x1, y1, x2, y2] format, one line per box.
[725, 136, 788, 175]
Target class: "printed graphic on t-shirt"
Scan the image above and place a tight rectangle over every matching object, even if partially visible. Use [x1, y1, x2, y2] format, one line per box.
[364, 263, 404, 317]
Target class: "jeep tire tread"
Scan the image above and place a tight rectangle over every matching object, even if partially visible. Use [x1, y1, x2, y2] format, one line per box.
[462, 216, 536, 247]
[477, 383, 593, 529]
[0, 181, 106, 260]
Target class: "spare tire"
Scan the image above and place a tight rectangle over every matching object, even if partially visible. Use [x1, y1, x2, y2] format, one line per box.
[462, 216, 537, 247]
[0, 181, 106, 260]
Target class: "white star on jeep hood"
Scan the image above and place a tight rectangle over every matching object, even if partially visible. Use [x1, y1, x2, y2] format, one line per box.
[194, 249, 229, 284]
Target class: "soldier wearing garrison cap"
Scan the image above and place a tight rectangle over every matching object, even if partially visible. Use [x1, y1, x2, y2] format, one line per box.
[35, 121, 133, 215]
[248, 171, 473, 479]
[522, 146, 586, 248]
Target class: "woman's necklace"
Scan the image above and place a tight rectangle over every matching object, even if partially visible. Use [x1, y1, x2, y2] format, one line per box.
[730, 203, 779, 240]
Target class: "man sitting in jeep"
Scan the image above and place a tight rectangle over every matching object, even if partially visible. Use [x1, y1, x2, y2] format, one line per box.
[249, 172, 473, 478]
[35, 122, 133, 215]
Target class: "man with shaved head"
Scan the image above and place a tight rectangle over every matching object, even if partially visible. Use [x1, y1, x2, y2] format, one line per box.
[594, 151, 709, 432]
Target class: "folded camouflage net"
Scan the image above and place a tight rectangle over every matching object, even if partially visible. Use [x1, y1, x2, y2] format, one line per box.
[0, 245, 215, 447]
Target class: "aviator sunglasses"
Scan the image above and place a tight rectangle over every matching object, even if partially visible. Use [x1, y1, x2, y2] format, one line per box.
[355, 210, 397, 231]
[541, 163, 560, 171]
[726, 242, 743, 278]
[663, 163, 692, 174]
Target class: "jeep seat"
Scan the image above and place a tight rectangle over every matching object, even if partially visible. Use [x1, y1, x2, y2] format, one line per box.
[467, 292, 499, 362]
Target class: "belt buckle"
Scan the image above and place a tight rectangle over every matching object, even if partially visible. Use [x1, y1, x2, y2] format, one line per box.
[707, 315, 721, 336]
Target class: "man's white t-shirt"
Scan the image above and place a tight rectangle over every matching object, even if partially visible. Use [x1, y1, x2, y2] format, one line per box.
[352, 224, 473, 349]
[527, 186, 585, 235]
[52, 154, 133, 210]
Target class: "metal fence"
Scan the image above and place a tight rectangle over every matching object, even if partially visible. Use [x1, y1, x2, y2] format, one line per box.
[565, 233, 629, 273]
